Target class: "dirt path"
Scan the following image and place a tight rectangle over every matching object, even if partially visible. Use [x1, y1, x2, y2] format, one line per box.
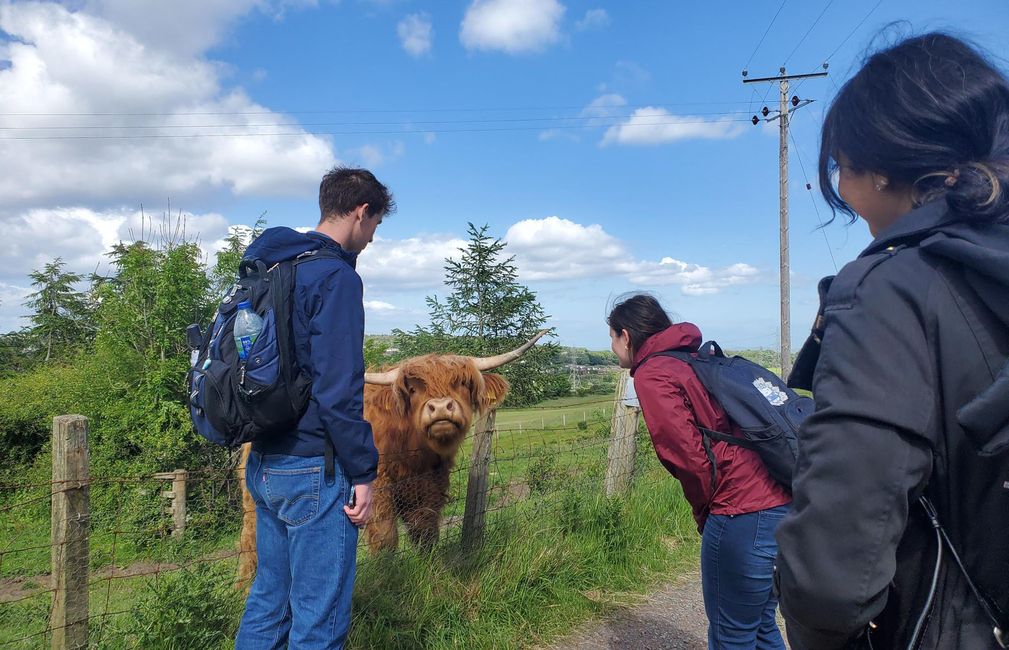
[544, 570, 788, 650]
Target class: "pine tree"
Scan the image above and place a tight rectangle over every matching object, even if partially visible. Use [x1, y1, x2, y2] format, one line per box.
[23, 258, 94, 362]
[394, 223, 569, 405]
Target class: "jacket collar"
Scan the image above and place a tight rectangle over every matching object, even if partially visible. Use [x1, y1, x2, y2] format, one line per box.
[861, 200, 954, 257]
[306, 231, 359, 269]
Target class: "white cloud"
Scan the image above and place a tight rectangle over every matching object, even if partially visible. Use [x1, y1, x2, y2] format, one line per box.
[460, 0, 565, 54]
[539, 93, 625, 141]
[82, 0, 318, 57]
[357, 234, 467, 291]
[364, 300, 398, 312]
[574, 8, 608, 31]
[505, 216, 761, 295]
[345, 141, 405, 168]
[628, 258, 761, 295]
[0, 3, 338, 208]
[397, 13, 433, 57]
[423, 132, 437, 145]
[506, 216, 633, 280]
[601, 108, 747, 146]
[0, 207, 232, 286]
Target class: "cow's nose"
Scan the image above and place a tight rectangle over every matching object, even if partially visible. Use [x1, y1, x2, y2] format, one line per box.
[426, 398, 455, 416]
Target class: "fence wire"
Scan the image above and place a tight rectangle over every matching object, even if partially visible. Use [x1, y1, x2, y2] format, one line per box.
[0, 403, 662, 648]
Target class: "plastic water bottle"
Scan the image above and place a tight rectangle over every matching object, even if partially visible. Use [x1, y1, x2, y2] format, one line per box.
[233, 300, 263, 361]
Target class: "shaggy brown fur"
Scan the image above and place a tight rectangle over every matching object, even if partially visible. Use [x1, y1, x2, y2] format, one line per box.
[235, 354, 509, 588]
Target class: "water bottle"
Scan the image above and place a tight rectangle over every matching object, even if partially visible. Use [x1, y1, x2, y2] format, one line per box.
[233, 300, 263, 361]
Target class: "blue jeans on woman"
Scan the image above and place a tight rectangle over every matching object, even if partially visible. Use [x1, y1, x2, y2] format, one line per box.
[236, 451, 359, 650]
[701, 504, 788, 650]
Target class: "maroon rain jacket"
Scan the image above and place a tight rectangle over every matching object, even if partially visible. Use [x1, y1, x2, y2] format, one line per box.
[631, 323, 791, 532]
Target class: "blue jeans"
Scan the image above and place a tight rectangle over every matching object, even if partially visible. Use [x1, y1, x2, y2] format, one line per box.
[701, 505, 788, 650]
[236, 452, 359, 650]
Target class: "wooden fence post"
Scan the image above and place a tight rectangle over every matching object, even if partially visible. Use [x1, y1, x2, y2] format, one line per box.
[154, 470, 188, 538]
[605, 371, 641, 497]
[461, 409, 496, 552]
[51, 415, 89, 650]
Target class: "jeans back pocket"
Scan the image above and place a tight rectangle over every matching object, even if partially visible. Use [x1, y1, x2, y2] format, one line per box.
[264, 465, 322, 526]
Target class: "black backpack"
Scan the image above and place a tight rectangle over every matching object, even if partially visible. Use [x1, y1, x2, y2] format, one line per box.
[641, 341, 812, 488]
[187, 250, 335, 447]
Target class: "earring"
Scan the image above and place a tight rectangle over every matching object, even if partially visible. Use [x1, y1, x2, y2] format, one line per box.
[874, 178, 889, 192]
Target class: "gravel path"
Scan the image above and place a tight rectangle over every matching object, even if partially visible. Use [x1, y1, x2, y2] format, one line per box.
[544, 571, 709, 650]
[545, 570, 789, 650]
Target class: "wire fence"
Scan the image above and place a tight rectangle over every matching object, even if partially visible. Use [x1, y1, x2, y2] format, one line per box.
[0, 384, 652, 649]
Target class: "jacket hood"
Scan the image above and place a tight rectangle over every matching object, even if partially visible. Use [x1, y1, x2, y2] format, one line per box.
[867, 200, 1009, 324]
[875, 201, 1009, 454]
[632, 322, 702, 370]
[243, 227, 357, 267]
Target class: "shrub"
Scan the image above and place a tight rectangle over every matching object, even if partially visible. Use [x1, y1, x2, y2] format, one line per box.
[119, 562, 242, 649]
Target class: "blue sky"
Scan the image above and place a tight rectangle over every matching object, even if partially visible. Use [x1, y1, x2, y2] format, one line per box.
[1, 0, 1007, 350]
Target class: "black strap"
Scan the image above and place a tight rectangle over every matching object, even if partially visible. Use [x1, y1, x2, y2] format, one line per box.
[698, 426, 763, 452]
[324, 439, 335, 484]
[920, 496, 1007, 644]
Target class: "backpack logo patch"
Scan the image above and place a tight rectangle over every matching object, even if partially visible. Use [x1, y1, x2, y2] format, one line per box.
[753, 377, 789, 406]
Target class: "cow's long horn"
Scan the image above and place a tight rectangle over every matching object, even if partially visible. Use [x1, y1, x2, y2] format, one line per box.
[364, 368, 400, 385]
[472, 329, 550, 371]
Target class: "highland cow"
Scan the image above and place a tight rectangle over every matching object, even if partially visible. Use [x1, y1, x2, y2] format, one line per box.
[236, 331, 547, 587]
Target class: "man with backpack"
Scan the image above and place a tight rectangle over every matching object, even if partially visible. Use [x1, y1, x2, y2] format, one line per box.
[231, 167, 394, 649]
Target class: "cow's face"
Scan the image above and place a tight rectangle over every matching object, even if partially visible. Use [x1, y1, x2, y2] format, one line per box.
[388, 356, 509, 457]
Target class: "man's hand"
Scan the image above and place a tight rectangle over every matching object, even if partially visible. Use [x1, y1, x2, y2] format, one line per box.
[343, 482, 373, 527]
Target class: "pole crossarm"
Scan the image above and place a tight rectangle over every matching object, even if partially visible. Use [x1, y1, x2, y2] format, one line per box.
[743, 71, 829, 84]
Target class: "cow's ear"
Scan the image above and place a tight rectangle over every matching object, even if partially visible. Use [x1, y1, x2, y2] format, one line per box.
[369, 383, 408, 418]
[478, 373, 510, 411]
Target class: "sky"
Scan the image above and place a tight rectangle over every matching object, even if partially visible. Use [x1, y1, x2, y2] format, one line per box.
[1, 0, 1007, 351]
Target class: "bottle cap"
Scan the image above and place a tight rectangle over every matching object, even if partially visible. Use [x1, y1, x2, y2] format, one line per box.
[237, 300, 252, 310]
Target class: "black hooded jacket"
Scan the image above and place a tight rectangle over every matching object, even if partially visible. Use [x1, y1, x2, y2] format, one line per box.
[776, 200, 1009, 650]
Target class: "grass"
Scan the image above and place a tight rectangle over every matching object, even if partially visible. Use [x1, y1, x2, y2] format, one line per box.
[495, 395, 614, 432]
[1, 391, 702, 649]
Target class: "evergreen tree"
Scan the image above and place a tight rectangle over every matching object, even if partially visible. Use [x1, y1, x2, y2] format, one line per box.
[394, 223, 569, 405]
[23, 258, 94, 362]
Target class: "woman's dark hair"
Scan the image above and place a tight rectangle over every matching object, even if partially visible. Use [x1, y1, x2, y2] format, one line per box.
[606, 294, 673, 355]
[319, 166, 397, 221]
[819, 32, 1009, 223]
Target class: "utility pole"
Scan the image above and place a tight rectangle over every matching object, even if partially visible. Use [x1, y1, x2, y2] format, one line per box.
[744, 66, 826, 380]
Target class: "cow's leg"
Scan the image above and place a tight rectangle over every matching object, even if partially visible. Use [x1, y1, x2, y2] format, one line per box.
[236, 443, 258, 592]
[366, 475, 399, 553]
[402, 469, 449, 552]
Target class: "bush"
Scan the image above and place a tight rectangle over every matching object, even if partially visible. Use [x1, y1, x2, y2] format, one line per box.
[119, 562, 242, 650]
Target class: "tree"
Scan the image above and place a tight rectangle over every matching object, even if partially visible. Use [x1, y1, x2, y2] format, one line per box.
[210, 216, 265, 297]
[22, 258, 94, 362]
[394, 223, 569, 406]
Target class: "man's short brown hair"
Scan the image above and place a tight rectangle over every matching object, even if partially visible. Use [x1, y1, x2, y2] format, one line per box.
[318, 167, 396, 221]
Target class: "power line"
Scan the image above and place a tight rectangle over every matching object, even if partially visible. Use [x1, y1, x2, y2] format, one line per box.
[0, 117, 756, 141]
[782, 0, 836, 67]
[0, 110, 759, 132]
[823, 0, 883, 64]
[743, 0, 789, 73]
[0, 100, 762, 118]
[791, 0, 883, 96]
[788, 129, 838, 272]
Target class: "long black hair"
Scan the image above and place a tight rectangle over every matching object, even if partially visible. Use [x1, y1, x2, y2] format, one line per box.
[606, 294, 673, 355]
[819, 32, 1009, 223]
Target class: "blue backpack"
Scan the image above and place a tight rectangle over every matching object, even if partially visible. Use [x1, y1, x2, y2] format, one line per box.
[187, 250, 335, 447]
[641, 341, 812, 488]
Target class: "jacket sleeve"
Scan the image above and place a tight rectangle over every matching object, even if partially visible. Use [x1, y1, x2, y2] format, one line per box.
[634, 363, 714, 532]
[774, 266, 935, 649]
[303, 265, 378, 484]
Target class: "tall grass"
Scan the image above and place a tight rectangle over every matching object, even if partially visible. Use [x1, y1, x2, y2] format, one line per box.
[349, 461, 696, 649]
